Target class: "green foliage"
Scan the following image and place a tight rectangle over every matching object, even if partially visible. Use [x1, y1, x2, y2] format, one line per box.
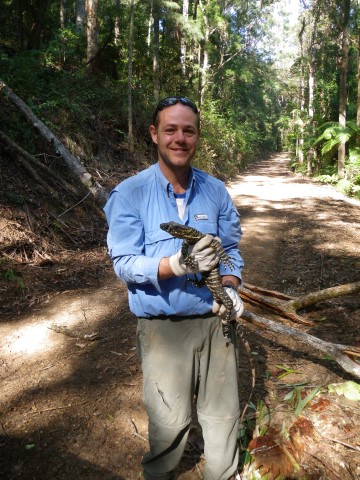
[0, 260, 24, 290]
[284, 385, 320, 417]
[314, 121, 360, 158]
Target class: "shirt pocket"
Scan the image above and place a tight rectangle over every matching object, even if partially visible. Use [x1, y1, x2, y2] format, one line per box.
[145, 227, 179, 257]
[190, 220, 218, 237]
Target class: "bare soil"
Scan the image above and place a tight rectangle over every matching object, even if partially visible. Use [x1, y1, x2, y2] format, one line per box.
[1, 152, 359, 480]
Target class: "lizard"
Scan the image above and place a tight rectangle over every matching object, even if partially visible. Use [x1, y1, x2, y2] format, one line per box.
[160, 221, 256, 427]
[160, 221, 236, 342]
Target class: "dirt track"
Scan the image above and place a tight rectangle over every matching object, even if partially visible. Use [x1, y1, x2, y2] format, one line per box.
[1, 152, 360, 479]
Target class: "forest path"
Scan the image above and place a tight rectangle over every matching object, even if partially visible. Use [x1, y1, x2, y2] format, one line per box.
[1, 152, 360, 480]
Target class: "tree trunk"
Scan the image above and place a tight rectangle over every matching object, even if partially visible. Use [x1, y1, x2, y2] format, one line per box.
[296, 25, 304, 169]
[0, 79, 107, 207]
[180, 0, 189, 78]
[337, 0, 350, 179]
[60, 0, 66, 68]
[75, 0, 86, 33]
[199, 0, 210, 105]
[307, 62, 314, 175]
[114, 0, 121, 46]
[86, 0, 99, 74]
[17, 0, 25, 49]
[27, 0, 49, 49]
[147, 0, 153, 52]
[127, 0, 135, 153]
[153, 1, 160, 102]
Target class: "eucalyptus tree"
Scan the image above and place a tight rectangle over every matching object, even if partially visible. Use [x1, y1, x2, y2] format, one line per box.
[337, 0, 351, 178]
[86, 0, 99, 74]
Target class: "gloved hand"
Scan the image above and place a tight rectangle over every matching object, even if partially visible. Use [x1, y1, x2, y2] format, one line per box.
[212, 286, 244, 320]
[169, 234, 220, 277]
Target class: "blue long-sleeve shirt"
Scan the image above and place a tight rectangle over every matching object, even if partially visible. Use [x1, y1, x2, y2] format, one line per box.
[104, 162, 244, 318]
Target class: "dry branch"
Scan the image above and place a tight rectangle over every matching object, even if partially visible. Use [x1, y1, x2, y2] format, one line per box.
[0, 129, 83, 199]
[240, 286, 314, 326]
[237, 281, 360, 378]
[240, 281, 360, 326]
[288, 281, 360, 310]
[238, 310, 360, 379]
[0, 78, 107, 207]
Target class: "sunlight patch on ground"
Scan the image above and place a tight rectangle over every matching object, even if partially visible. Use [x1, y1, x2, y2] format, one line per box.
[228, 173, 360, 207]
[0, 286, 122, 359]
[1, 321, 53, 355]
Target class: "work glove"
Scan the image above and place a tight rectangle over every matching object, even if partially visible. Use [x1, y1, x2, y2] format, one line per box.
[212, 286, 244, 320]
[169, 234, 220, 277]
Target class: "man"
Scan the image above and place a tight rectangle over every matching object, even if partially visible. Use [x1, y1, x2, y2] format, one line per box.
[104, 96, 244, 480]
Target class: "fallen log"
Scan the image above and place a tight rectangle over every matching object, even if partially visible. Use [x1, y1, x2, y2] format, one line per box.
[0, 78, 107, 207]
[238, 310, 360, 379]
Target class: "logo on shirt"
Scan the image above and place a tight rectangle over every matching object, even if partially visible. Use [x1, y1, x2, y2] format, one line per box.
[194, 214, 208, 221]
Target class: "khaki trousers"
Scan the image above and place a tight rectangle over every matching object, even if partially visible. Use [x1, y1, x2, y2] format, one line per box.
[136, 314, 240, 480]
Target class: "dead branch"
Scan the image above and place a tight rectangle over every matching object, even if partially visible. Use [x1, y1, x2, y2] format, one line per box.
[288, 281, 360, 311]
[244, 283, 295, 301]
[239, 286, 314, 326]
[238, 310, 360, 379]
[240, 281, 360, 326]
[0, 78, 107, 207]
[0, 129, 81, 199]
[0, 131, 64, 203]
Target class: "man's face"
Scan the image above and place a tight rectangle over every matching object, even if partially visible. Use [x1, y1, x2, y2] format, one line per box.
[149, 103, 200, 171]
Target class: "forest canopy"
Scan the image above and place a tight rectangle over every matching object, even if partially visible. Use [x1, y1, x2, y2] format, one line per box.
[0, 0, 360, 196]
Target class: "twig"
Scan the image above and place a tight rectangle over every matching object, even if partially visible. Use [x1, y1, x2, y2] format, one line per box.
[323, 436, 360, 452]
[124, 353, 136, 363]
[57, 191, 91, 218]
[28, 401, 88, 414]
[129, 418, 148, 442]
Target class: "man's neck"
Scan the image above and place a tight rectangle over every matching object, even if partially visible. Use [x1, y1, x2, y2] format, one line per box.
[159, 162, 190, 194]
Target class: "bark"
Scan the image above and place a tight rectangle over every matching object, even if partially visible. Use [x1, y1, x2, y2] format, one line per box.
[239, 310, 360, 379]
[86, 0, 99, 74]
[199, 0, 210, 105]
[357, 32, 360, 132]
[127, 0, 135, 152]
[114, 0, 121, 46]
[27, 0, 49, 49]
[76, 0, 86, 33]
[237, 281, 360, 379]
[337, 0, 350, 179]
[60, 0, 65, 68]
[0, 79, 107, 207]
[240, 286, 313, 326]
[147, 0, 153, 51]
[240, 281, 360, 322]
[181, 0, 189, 78]
[153, 1, 160, 102]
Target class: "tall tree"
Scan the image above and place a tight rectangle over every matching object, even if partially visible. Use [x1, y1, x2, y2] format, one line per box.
[153, 0, 160, 101]
[86, 0, 99, 74]
[76, 0, 86, 33]
[180, 0, 189, 78]
[128, 0, 135, 152]
[338, 0, 351, 178]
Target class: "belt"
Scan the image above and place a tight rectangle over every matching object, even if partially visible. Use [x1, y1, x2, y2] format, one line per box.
[143, 311, 215, 321]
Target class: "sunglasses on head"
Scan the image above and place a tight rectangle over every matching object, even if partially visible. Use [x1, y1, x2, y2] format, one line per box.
[152, 96, 199, 124]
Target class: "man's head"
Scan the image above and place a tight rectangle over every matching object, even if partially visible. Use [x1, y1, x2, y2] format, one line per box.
[150, 96, 200, 173]
[152, 96, 200, 129]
